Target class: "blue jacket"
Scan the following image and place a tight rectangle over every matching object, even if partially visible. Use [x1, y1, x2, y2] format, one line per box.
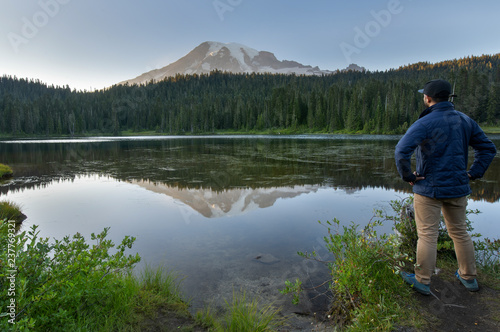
[395, 101, 497, 199]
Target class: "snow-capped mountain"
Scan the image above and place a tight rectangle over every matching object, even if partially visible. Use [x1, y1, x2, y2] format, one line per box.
[118, 41, 343, 86]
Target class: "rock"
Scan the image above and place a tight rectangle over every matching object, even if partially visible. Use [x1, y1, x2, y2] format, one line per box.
[253, 253, 280, 265]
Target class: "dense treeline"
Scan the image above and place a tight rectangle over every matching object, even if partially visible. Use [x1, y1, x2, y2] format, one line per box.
[1, 54, 499, 136]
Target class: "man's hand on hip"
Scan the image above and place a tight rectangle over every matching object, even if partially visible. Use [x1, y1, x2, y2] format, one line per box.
[410, 171, 425, 186]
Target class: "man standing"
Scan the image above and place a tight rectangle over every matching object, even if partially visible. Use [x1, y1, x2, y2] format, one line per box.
[395, 79, 497, 295]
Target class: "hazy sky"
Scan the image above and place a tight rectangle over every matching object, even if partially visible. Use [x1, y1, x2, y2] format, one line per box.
[1, 0, 499, 91]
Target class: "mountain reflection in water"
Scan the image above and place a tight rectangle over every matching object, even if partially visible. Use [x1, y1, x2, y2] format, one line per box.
[1, 135, 499, 202]
[131, 180, 321, 218]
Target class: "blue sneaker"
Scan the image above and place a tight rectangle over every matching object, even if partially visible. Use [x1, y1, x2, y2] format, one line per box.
[455, 270, 479, 292]
[400, 271, 430, 295]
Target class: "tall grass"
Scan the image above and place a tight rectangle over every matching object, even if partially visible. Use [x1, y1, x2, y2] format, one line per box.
[0, 163, 13, 178]
[195, 291, 283, 332]
[220, 291, 283, 332]
[0, 200, 24, 222]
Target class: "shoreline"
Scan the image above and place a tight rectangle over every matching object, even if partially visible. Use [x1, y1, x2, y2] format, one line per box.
[1, 125, 499, 140]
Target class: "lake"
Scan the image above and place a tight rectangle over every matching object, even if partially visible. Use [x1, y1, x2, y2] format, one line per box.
[1, 135, 499, 315]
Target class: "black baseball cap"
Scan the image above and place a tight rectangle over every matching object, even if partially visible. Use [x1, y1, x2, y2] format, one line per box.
[418, 79, 457, 98]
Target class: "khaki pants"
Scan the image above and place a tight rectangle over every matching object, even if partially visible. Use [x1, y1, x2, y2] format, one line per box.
[413, 193, 476, 284]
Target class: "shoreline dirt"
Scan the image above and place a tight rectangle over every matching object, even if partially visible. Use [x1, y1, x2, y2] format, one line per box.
[141, 271, 500, 331]
[406, 273, 500, 332]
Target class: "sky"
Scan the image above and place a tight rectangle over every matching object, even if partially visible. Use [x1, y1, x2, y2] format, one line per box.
[1, 0, 500, 91]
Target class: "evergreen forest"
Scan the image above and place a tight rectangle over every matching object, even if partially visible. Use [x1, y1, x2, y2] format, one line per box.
[1, 54, 499, 136]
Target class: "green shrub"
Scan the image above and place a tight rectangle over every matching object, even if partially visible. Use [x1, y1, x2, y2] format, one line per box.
[387, 196, 482, 263]
[387, 196, 498, 279]
[474, 238, 500, 278]
[0, 223, 141, 331]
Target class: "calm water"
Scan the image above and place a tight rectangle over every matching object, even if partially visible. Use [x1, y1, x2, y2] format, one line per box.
[1, 135, 499, 313]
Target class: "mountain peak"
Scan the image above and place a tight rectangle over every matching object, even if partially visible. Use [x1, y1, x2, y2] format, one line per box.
[343, 63, 366, 72]
[118, 41, 335, 85]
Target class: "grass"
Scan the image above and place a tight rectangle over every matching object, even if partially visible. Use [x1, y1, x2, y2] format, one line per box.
[195, 291, 284, 332]
[0, 200, 25, 224]
[437, 255, 500, 291]
[219, 291, 283, 332]
[129, 265, 200, 331]
[119, 128, 322, 136]
[0, 163, 13, 179]
[481, 126, 500, 134]
[94, 125, 391, 137]
[1, 124, 499, 138]
[119, 130, 164, 136]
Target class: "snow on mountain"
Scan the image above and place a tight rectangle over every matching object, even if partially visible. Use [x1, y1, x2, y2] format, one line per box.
[130, 179, 321, 218]
[118, 41, 343, 86]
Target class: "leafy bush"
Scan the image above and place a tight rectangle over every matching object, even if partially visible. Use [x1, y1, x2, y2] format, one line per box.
[387, 196, 499, 277]
[387, 196, 482, 262]
[0, 222, 141, 331]
[474, 238, 500, 277]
